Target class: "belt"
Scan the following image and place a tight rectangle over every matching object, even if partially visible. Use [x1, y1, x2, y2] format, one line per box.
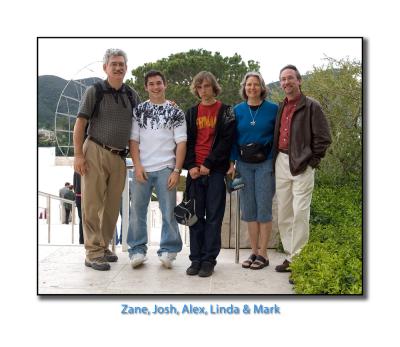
[279, 148, 289, 155]
[88, 136, 128, 157]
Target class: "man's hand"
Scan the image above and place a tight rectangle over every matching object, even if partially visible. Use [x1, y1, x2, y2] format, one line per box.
[135, 165, 148, 183]
[199, 165, 210, 176]
[189, 167, 201, 179]
[73, 117, 88, 176]
[74, 155, 88, 176]
[167, 171, 180, 190]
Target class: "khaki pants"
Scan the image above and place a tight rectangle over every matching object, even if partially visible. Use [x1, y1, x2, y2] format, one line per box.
[275, 152, 314, 262]
[81, 139, 126, 259]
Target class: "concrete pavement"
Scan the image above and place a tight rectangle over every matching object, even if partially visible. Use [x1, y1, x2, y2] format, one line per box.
[38, 245, 294, 295]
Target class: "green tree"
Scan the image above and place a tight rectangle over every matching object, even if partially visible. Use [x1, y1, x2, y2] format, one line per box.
[38, 129, 56, 147]
[270, 57, 362, 186]
[126, 49, 260, 111]
[303, 57, 361, 186]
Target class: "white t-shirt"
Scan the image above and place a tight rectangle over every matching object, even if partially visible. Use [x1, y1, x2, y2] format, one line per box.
[130, 100, 187, 172]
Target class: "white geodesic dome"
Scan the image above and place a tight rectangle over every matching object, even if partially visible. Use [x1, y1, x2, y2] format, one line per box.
[54, 61, 104, 156]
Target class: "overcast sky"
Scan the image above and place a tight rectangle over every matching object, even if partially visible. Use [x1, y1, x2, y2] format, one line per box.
[38, 37, 361, 84]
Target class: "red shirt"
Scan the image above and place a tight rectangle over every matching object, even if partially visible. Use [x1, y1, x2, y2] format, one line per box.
[278, 94, 301, 150]
[195, 100, 221, 166]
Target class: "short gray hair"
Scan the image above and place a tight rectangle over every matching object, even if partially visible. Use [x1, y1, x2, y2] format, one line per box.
[103, 48, 128, 65]
[239, 71, 269, 100]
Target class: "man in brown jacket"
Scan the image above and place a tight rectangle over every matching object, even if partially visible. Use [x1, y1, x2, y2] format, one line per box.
[273, 64, 331, 273]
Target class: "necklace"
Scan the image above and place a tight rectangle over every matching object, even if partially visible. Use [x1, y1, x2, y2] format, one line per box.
[247, 101, 263, 126]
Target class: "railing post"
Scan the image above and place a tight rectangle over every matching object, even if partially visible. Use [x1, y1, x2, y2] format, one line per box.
[235, 190, 240, 264]
[71, 202, 75, 244]
[228, 192, 232, 249]
[47, 195, 51, 244]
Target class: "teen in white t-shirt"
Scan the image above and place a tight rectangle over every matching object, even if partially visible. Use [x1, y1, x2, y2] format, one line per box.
[131, 99, 187, 172]
[127, 70, 187, 270]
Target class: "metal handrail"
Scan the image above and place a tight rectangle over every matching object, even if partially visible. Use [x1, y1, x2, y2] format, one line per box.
[38, 191, 76, 244]
[235, 190, 240, 264]
[38, 176, 242, 262]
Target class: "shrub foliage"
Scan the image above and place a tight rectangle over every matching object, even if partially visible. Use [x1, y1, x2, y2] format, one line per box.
[290, 185, 362, 294]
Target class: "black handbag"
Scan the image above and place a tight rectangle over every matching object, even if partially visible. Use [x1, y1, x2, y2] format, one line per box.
[239, 142, 272, 163]
[174, 179, 198, 227]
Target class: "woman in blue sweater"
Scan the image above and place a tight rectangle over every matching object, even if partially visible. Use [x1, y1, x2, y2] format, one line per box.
[228, 71, 278, 270]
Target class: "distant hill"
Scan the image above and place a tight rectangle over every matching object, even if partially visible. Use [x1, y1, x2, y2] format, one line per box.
[38, 75, 102, 130]
[268, 80, 281, 92]
[38, 75, 68, 130]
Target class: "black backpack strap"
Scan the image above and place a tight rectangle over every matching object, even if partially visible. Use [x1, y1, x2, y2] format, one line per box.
[185, 175, 197, 201]
[91, 81, 138, 119]
[91, 81, 105, 119]
[124, 85, 138, 110]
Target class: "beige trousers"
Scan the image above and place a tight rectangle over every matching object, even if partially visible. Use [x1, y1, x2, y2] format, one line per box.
[81, 139, 126, 259]
[275, 152, 314, 262]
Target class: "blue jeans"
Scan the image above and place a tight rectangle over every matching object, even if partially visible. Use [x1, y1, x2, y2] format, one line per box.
[127, 167, 182, 257]
[236, 159, 275, 222]
[188, 172, 226, 265]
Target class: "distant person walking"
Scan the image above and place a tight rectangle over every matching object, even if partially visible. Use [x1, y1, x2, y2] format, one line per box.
[59, 182, 70, 224]
[73, 48, 140, 271]
[64, 185, 75, 225]
[273, 64, 331, 274]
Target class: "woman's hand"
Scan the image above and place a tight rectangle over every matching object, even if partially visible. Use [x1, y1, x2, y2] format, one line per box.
[226, 162, 235, 179]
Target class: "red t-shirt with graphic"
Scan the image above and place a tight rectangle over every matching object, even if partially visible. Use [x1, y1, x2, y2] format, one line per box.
[195, 100, 221, 166]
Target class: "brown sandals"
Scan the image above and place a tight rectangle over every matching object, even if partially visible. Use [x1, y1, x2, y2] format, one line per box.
[242, 254, 257, 268]
[249, 255, 269, 270]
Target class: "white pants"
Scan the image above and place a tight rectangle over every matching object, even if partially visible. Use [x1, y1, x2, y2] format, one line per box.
[275, 152, 314, 262]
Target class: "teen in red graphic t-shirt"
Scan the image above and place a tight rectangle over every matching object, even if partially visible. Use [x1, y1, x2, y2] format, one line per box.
[195, 100, 221, 166]
[183, 71, 235, 277]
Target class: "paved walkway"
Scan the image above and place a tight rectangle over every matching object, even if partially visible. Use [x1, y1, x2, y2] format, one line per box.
[38, 244, 294, 295]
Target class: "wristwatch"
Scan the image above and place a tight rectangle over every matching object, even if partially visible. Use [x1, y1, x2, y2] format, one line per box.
[173, 168, 182, 174]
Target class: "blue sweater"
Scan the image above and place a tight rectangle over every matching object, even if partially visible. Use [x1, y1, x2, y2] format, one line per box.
[231, 100, 278, 161]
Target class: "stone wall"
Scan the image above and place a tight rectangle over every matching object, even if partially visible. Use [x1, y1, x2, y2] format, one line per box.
[55, 156, 74, 166]
[221, 192, 280, 249]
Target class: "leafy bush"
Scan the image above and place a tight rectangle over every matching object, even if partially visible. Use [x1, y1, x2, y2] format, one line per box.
[311, 186, 362, 227]
[290, 239, 362, 294]
[309, 224, 362, 260]
[290, 185, 362, 294]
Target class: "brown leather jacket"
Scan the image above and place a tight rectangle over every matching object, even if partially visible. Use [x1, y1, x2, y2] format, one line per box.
[273, 94, 331, 176]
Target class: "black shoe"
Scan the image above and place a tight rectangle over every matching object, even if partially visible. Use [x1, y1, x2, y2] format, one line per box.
[186, 261, 201, 276]
[104, 249, 118, 262]
[275, 259, 291, 272]
[198, 261, 214, 277]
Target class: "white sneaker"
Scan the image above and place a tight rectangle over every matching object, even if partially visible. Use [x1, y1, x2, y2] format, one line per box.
[159, 252, 177, 269]
[130, 253, 147, 268]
